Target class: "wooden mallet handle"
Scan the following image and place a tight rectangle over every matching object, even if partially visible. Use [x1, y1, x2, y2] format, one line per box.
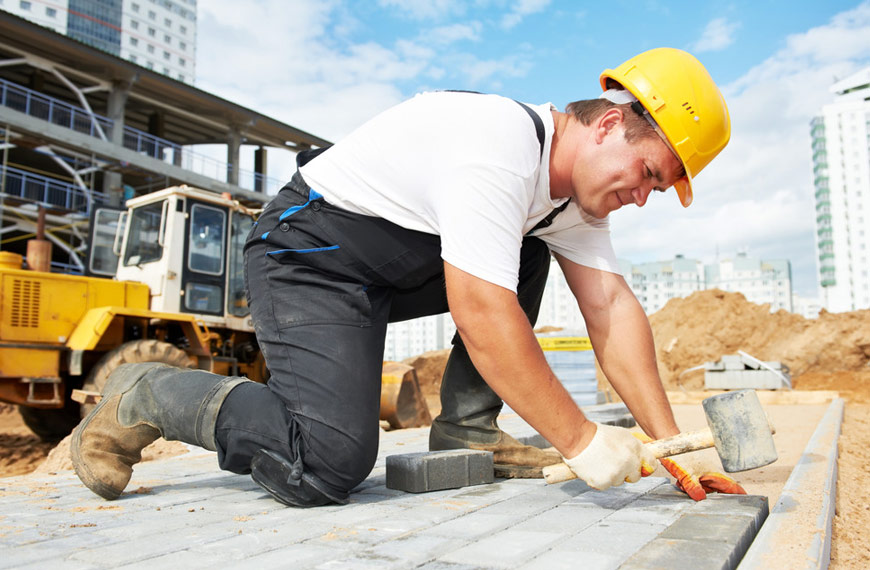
[542, 428, 716, 485]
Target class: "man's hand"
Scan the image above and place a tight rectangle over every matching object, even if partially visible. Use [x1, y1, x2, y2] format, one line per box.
[563, 423, 657, 490]
[632, 433, 747, 501]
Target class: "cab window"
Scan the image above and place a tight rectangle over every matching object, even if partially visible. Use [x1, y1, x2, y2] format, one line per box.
[124, 201, 164, 266]
[188, 204, 225, 275]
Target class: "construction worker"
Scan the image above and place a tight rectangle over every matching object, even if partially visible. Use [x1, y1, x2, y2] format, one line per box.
[72, 47, 744, 506]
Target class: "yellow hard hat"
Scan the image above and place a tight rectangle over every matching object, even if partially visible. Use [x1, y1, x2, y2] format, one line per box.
[600, 47, 730, 207]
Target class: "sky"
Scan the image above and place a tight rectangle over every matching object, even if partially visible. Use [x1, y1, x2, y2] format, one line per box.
[194, 0, 870, 298]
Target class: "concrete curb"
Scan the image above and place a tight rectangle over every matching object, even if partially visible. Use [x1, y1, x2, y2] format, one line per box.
[737, 397, 845, 569]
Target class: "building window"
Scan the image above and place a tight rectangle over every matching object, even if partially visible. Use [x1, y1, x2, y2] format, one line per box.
[148, 27, 155, 36]
[130, 54, 137, 62]
[132, 3, 139, 11]
[130, 37, 139, 46]
[178, 74, 185, 82]
[46, 7, 56, 17]
[147, 61, 154, 69]
[165, 18, 171, 27]
[164, 34, 171, 43]
[180, 25, 187, 34]
[163, 51, 170, 60]
[179, 58, 186, 66]
[20, 0, 31, 10]
[163, 67, 170, 74]
[147, 44, 155, 53]
[148, 10, 156, 19]
[179, 41, 186, 50]
[131, 19, 139, 29]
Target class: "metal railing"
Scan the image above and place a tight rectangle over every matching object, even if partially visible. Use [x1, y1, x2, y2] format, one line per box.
[1, 78, 284, 194]
[1, 165, 109, 215]
[0, 78, 112, 138]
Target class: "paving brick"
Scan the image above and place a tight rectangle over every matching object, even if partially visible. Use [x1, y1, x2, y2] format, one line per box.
[606, 496, 691, 526]
[510, 503, 611, 534]
[233, 543, 345, 569]
[365, 534, 465, 566]
[518, 549, 622, 570]
[655, 511, 763, 567]
[386, 450, 493, 493]
[473, 489, 566, 516]
[621, 537, 739, 570]
[553, 519, 668, 562]
[438, 529, 561, 568]
[422, 512, 517, 539]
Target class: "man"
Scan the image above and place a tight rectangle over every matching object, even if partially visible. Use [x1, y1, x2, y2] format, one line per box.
[72, 47, 742, 507]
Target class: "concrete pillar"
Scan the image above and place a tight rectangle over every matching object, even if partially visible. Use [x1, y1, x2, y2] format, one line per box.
[103, 81, 130, 206]
[254, 146, 267, 193]
[227, 127, 241, 186]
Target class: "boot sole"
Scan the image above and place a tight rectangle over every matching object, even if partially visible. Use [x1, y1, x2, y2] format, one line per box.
[71, 364, 163, 500]
[494, 464, 544, 479]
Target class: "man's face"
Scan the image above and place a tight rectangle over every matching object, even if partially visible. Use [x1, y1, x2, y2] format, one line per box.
[572, 120, 684, 219]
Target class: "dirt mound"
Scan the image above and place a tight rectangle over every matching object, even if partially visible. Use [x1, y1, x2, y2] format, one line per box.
[647, 289, 870, 398]
[402, 349, 450, 397]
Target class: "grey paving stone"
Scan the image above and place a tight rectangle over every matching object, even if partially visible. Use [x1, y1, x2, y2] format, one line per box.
[232, 543, 345, 569]
[510, 503, 612, 534]
[518, 549, 622, 570]
[473, 488, 566, 516]
[422, 512, 518, 539]
[365, 534, 465, 566]
[606, 496, 691, 526]
[438, 529, 562, 568]
[552, 519, 668, 562]
[621, 537, 740, 570]
[659, 512, 760, 544]
[386, 450, 494, 493]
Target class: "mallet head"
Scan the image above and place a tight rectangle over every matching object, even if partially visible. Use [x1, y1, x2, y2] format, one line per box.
[702, 389, 778, 473]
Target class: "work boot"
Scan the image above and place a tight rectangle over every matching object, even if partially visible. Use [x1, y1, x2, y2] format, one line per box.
[429, 343, 561, 478]
[71, 363, 248, 500]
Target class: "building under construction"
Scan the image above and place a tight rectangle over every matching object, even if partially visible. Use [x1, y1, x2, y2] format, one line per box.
[0, 10, 329, 274]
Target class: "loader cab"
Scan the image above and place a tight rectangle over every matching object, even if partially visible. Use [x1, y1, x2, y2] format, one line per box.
[90, 186, 256, 325]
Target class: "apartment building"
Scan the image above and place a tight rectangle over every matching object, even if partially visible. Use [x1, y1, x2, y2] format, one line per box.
[1, 0, 197, 84]
[810, 67, 870, 312]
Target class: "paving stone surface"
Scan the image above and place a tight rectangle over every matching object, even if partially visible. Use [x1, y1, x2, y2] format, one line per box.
[0, 408, 768, 569]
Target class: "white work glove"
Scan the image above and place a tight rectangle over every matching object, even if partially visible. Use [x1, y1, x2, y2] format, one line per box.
[563, 423, 657, 490]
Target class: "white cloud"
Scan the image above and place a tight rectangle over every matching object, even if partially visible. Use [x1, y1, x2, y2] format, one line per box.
[500, 0, 551, 30]
[427, 22, 483, 45]
[691, 17, 740, 53]
[611, 2, 870, 296]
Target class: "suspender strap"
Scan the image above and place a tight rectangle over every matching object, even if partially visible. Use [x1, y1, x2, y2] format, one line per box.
[513, 100, 545, 160]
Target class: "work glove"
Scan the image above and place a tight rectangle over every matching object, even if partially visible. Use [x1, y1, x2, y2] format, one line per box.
[632, 433, 747, 501]
[563, 423, 657, 491]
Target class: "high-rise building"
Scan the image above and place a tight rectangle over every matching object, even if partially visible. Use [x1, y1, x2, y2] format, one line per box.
[1, 0, 197, 84]
[810, 67, 870, 312]
[620, 253, 792, 314]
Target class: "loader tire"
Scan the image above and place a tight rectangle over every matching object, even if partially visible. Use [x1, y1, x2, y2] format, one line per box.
[19, 400, 81, 442]
[80, 340, 196, 417]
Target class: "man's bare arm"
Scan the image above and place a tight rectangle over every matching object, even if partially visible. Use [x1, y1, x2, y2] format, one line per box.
[555, 253, 679, 440]
[443, 261, 595, 458]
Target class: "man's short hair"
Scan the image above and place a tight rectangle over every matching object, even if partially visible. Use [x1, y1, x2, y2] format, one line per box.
[564, 99, 657, 144]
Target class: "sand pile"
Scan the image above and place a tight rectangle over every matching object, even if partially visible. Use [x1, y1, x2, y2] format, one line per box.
[647, 289, 870, 398]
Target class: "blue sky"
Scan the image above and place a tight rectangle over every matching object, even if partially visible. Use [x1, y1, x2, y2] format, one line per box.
[196, 1, 870, 299]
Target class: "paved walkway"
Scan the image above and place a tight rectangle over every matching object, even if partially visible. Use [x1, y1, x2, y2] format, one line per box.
[1, 407, 771, 569]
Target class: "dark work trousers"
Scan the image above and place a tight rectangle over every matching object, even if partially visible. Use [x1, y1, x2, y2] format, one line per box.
[214, 172, 551, 500]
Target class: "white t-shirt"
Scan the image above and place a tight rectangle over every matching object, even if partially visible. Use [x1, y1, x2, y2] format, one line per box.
[300, 91, 619, 292]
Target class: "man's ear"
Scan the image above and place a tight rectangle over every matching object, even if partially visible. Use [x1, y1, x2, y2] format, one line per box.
[594, 107, 625, 143]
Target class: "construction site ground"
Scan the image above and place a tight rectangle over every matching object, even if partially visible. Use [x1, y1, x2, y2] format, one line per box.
[1, 290, 869, 567]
